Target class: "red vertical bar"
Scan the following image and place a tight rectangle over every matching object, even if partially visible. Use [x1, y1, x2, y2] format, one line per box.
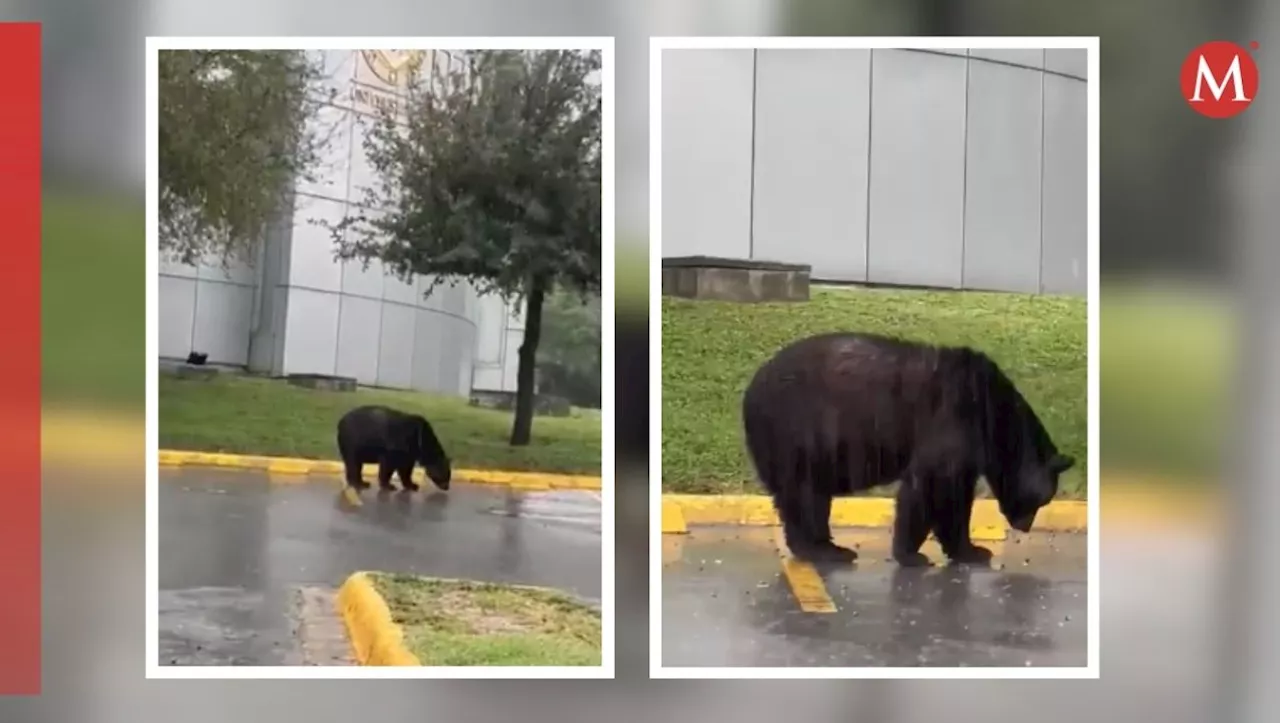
[0, 21, 42, 695]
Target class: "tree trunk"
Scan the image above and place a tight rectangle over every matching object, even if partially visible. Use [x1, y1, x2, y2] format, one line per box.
[509, 277, 547, 446]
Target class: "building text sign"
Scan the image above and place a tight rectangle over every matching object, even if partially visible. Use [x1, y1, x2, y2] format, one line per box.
[352, 49, 428, 115]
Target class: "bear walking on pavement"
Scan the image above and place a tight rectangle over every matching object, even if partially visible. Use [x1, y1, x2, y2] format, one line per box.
[336, 405, 452, 492]
[741, 332, 1075, 567]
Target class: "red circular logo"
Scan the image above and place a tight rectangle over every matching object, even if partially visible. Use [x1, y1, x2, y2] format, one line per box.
[1181, 41, 1259, 119]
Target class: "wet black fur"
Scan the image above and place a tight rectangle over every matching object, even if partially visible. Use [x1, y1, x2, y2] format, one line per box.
[336, 405, 452, 492]
[741, 332, 1074, 567]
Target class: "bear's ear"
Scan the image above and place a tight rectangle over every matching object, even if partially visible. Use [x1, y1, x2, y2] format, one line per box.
[1049, 454, 1075, 474]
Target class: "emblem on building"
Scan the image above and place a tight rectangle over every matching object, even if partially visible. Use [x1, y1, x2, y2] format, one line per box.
[360, 49, 428, 87]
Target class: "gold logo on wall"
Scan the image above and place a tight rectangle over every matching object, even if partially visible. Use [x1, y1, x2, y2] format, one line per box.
[360, 49, 428, 87]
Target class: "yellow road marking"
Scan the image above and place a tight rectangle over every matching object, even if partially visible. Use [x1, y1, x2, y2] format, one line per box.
[342, 487, 364, 507]
[771, 528, 837, 614]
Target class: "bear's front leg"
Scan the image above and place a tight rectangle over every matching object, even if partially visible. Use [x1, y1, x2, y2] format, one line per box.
[931, 474, 993, 566]
[396, 460, 420, 491]
[892, 477, 934, 567]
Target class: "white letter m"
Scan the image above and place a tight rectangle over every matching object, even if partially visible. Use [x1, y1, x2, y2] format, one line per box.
[1191, 54, 1251, 102]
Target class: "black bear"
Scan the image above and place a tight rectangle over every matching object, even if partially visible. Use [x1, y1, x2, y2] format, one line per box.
[741, 332, 1074, 567]
[336, 405, 452, 492]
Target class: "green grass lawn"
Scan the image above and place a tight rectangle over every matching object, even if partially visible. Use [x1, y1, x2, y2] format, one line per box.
[159, 374, 601, 475]
[370, 573, 601, 666]
[661, 286, 1087, 497]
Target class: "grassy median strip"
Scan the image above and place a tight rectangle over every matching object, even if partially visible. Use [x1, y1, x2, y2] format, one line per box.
[159, 374, 601, 475]
[662, 286, 1087, 497]
[368, 573, 601, 666]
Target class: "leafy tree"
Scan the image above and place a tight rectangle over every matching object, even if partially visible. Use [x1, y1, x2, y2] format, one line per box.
[334, 49, 602, 446]
[158, 49, 333, 266]
[539, 288, 602, 409]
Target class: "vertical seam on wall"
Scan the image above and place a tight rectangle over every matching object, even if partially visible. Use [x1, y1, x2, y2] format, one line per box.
[1038, 50, 1047, 294]
[190, 273, 200, 354]
[335, 292, 345, 376]
[342, 51, 358, 212]
[748, 48, 758, 260]
[336, 52, 359, 379]
[960, 52, 970, 290]
[506, 303, 512, 392]
[375, 283, 386, 386]
[276, 192, 295, 374]
[864, 49, 874, 282]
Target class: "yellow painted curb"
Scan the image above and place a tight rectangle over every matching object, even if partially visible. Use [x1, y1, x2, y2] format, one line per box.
[661, 494, 1088, 533]
[335, 572, 421, 666]
[661, 498, 688, 534]
[971, 524, 1007, 542]
[158, 449, 602, 491]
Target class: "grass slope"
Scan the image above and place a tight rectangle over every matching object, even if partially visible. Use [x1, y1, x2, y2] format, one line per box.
[159, 374, 601, 475]
[661, 286, 1087, 497]
[371, 573, 601, 666]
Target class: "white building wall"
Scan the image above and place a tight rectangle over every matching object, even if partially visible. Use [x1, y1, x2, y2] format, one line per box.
[661, 46, 1089, 296]
[158, 49, 524, 396]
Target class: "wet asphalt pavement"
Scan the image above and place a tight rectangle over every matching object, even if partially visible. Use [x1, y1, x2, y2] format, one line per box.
[661, 526, 1087, 668]
[157, 467, 602, 666]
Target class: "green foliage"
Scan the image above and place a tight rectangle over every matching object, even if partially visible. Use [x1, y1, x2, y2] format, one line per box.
[333, 49, 603, 304]
[661, 288, 1088, 497]
[158, 49, 333, 266]
[538, 288, 602, 408]
[331, 48, 603, 446]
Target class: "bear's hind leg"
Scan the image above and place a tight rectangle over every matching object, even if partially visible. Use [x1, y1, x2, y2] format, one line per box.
[776, 487, 856, 564]
[892, 476, 934, 567]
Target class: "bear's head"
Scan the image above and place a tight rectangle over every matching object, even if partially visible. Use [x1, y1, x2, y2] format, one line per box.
[412, 416, 452, 491]
[998, 452, 1074, 533]
[423, 455, 452, 491]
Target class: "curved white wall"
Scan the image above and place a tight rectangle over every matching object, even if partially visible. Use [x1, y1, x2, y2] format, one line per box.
[661, 47, 1089, 295]
[158, 49, 524, 396]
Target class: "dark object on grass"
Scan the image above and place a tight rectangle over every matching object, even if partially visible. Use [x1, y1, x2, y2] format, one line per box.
[742, 332, 1074, 567]
[186, 351, 208, 365]
[337, 405, 452, 492]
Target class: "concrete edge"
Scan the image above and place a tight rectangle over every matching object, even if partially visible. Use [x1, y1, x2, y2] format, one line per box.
[335, 572, 421, 666]
[157, 449, 602, 491]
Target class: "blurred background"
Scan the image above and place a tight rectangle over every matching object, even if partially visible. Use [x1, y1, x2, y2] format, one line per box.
[5, 0, 1275, 719]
